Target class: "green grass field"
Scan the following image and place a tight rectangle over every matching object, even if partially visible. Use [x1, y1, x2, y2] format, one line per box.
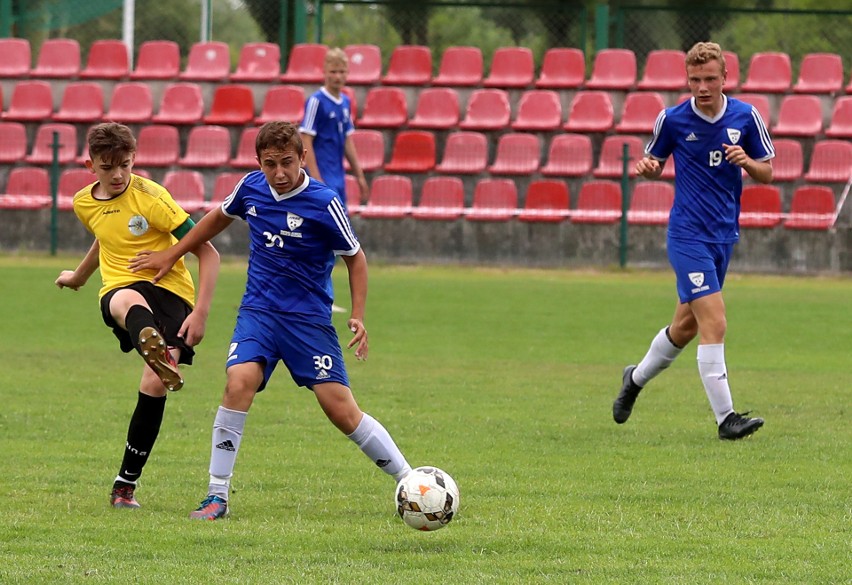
[1, 255, 850, 584]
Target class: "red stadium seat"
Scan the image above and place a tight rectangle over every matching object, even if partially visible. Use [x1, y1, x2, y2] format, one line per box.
[343, 174, 362, 213]
[105, 82, 153, 123]
[57, 168, 95, 210]
[382, 45, 432, 86]
[804, 140, 852, 183]
[81, 40, 129, 79]
[793, 53, 844, 94]
[784, 186, 836, 230]
[627, 181, 674, 225]
[771, 139, 804, 182]
[230, 126, 261, 169]
[255, 85, 305, 125]
[53, 82, 104, 123]
[511, 90, 562, 132]
[31, 38, 80, 78]
[26, 123, 77, 164]
[535, 47, 584, 89]
[615, 92, 665, 134]
[281, 43, 327, 83]
[741, 52, 792, 93]
[572, 180, 622, 224]
[458, 89, 511, 131]
[152, 83, 204, 125]
[162, 170, 207, 213]
[208, 172, 245, 210]
[483, 47, 534, 88]
[517, 180, 570, 223]
[344, 129, 384, 172]
[637, 50, 687, 91]
[134, 125, 180, 167]
[131, 40, 180, 80]
[344, 44, 382, 85]
[384, 130, 436, 173]
[563, 91, 614, 133]
[357, 87, 408, 129]
[592, 135, 645, 178]
[0, 122, 27, 163]
[360, 175, 413, 218]
[179, 125, 231, 168]
[466, 179, 517, 222]
[773, 95, 823, 137]
[0, 38, 31, 77]
[735, 93, 772, 126]
[0, 167, 51, 209]
[739, 185, 782, 228]
[408, 88, 460, 130]
[180, 41, 230, 81]
[487, 133, 541, 175]
[825, 96, 852, 138]
[435, 131, 488, 175]
[433, 46, 483, 87]
[2, 81, 54, 121]
[204, 84, 255, 125]
[541, 133, 593, 177]
[585, 49, 636, 90]
[412, 177, 465, 220]
[723, 51, 740, 91]
[231, 42, 280, 82]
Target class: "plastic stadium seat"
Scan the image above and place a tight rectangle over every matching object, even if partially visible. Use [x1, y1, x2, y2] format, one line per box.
[487, 133, 541, 175]
[773, 95, 823, 137]
[723, 51, 740, 91]
[2, 81, 54, 121]
[511, 90, 562, 131]
[180, 41, 230, 81]
[344, 129, 384, 172]
[572, 180, 622, 224]
[231, 42, 280, 82]
[592, 135, 645, 178]
[204, 84, 255, 125]
[162, 170, 207, 213]
[433, 46, 483, 87]
[152, 83, 204, 125]
[343, 174, 362, 212]
[825, 96, 852, 138]
[615, 92, 665, 134]
[0, 38, 32, 77]
[771, 139, 804, 182]
[535, 47, 584, 89]
[741, 52, 792, 93]
[585, 48, 636, 90]
[384, 131, 436, 173]
[360, 175, 413, 218]
[178, 125, 231, 168]
[483, 47, 534, 88]
[381, 45, 432, 86]
[80, 40, 129, 79]
[0, 167, 51, 209]
[281, 43, 327, 83]
[131, 40, 180, 80]
[784, 186, 835, 230]
[0, 122, 27, 163]
[207, 172, 245, 210]
[31, 38, 80, 78]
[541, 134, 593, 177]
[637, 50, 687, 91]
[458, 89, 511, 131]
[344, 44, 382, 85]
[412, 177, 466, 221]
[804, 140, 852, 183]
[735, 93, 772, 126]
[230, 126, 261, 169]
[356, 87, 408, 129]
[105, 82, 153, 123]
[408, 88, 460, 130]
[435, 131, 488, 175]
[57, 168, 95, 210]
[466, 179, 517, 222]
[793, 53, 843, 94]
[53, 82, 104, 123]
[563, 91, 614, 133]
[517, 180, 570, 223]
[134, 125, 180, 167]
[627, 181, 674, 225]
[739, 185, 782, 228]
[26, 123, 77, 164]
[660, 157, 676, 179]
[255, 85, 305, 125]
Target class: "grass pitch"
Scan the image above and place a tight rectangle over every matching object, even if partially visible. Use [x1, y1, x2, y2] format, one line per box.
[0, 255, 849, 584]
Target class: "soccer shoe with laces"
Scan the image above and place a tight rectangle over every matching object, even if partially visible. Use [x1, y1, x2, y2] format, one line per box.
[613, 365, 643, 424]
[138, 326, 183, 391]
[189, 495, 228, 520]
[110, 484, 140, 509]
[718, 411, 764, 440]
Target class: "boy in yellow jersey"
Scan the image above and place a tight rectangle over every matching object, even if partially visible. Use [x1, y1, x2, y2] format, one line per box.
[56, 122, 220, 509]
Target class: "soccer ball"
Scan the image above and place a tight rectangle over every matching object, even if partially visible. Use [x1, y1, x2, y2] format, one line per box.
[395, 466, 459, 531]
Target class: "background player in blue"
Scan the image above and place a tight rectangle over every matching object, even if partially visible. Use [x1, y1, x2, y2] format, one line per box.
[130, 121, 411, 520]
[612, 42, 774, 440]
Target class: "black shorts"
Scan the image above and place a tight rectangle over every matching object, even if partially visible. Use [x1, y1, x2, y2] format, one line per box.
[100, 281, 195, 365]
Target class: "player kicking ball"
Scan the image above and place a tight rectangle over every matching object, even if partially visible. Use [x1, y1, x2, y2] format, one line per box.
[130, 121, 411, 520]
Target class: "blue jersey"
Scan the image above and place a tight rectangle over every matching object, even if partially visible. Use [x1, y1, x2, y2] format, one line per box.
[299, 87, 354, 198]
[221, 170, 360, 320]
[646, 95, 774, 243]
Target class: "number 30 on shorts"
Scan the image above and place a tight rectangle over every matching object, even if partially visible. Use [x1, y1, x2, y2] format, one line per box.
[313, 355, 334, 371]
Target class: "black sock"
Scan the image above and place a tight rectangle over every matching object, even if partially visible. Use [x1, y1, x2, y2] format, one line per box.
[117, 392, 167, 483]
[125, 305, 158, 355]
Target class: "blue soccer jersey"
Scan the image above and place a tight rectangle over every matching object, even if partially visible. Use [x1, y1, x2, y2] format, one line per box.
[299, 87, 354, 199]
[221, 170, 360, 320]
[646, 95, 774, 243]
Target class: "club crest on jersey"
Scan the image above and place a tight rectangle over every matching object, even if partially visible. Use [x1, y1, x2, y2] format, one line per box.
[287, 212, 304, 231]
[726, 128, 741, 144]
[688, 272, 705, 287]
[128, 215, 149, 236]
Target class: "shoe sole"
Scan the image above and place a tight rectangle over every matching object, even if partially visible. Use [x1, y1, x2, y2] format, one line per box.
[189, 508, 228, 520]
[139, 326, 183, 391]
[111, 499, 140, 509]
[613, 365, 638, 424]
[719, 419, 764, 440]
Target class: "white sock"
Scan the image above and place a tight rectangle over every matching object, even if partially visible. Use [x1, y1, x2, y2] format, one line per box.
[207, 406, 247, 499]
[347, 413, 412, 482]
[697, 344, 734, 425]
[633, 327, 684, 387]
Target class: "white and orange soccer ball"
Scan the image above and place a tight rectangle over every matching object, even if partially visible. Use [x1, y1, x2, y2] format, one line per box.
[394, 466, 460, 531]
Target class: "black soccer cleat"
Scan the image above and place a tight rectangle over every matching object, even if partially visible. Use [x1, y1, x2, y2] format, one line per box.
[613, 365, 643, 424]
[718, 411, 764, 440]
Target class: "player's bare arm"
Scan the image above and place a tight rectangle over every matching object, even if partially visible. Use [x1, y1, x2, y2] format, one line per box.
[723, 143, 774, 184]
[342, 249, 369, 360]
[56, 239, 100, 291]
[178, 240, 220, 346]
[635, 156, 664, 179]
[344, 135, 370, 202]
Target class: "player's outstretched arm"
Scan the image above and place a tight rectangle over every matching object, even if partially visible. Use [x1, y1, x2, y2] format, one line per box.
[56, 239, 100, 291]
[178, 240, 220, 346]
[342, 249, 368, 361]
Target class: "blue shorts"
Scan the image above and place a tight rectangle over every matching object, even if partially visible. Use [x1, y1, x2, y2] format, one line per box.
[227, 308, 349, 391]
[667, 236, 734, 303]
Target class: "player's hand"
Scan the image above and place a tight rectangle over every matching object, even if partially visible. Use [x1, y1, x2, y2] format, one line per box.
[723, 143, 750, 168]
[346, 318, 368, 361]
[128, 250, 176, 284]
[178, 311, 207, 347]
[357, 176, 370, 204]
[55, 270, 85, 291]
[635, 157, 661, 178]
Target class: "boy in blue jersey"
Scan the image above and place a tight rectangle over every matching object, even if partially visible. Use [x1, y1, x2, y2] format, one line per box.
[612, 42, 774, 440]
[130, 121, 411, 519]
